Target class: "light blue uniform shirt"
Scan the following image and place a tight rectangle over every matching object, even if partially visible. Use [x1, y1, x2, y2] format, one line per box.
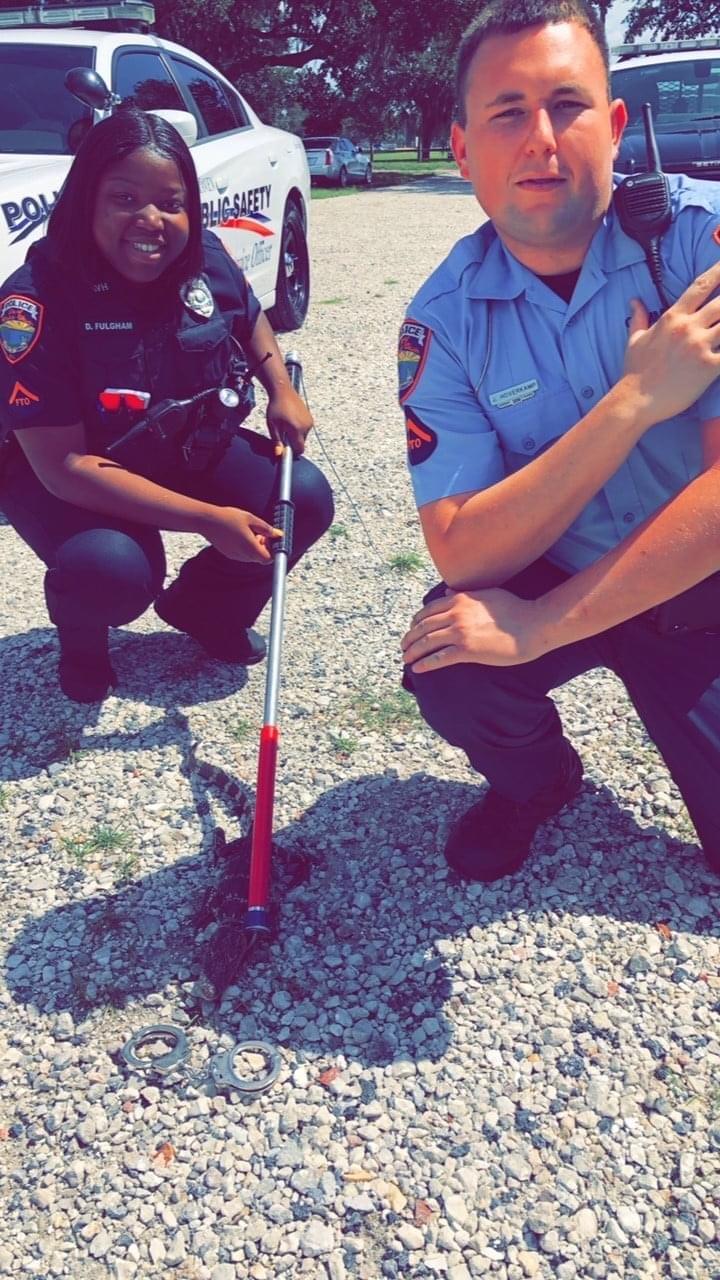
[399, 174, 720, 573]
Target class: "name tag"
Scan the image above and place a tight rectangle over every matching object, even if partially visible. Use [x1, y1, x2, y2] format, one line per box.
[489, 379, 539, 408]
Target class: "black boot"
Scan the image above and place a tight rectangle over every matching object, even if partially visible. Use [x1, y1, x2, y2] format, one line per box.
[445, 742, 584, 882]
[57, 625, 117, 703]
[154, 584, 266, 665]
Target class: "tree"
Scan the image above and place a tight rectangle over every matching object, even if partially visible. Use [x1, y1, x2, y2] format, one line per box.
[625, 0, 720, 39]
[153, 0, 476, 155]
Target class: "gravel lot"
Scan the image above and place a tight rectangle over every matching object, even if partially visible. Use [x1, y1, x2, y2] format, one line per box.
[0, 180, 718, 1280]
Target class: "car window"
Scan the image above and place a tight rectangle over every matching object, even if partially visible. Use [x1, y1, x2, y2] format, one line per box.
[303, 137, 335, 149]
[222, 82, 250, 129]
[613, 58, 720, 125]
[167, 57, 239, 136]
[0, 43, 93, 156]
[114, 49, 185, 112]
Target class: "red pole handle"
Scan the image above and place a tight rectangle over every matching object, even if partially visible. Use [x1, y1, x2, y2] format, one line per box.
[247, 725, 280, 913]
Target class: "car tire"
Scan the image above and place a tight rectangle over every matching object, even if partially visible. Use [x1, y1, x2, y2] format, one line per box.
[267, 202, 310, 332]
[337, 166, 349, 188]
[363, 164, 373, 186]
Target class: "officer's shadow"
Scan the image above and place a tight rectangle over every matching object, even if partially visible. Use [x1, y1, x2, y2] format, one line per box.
[4, 762, 717, 1071]
[1, 623, 255, 784]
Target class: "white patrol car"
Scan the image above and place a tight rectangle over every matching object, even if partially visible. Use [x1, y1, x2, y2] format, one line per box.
[0, 0, 311, 329]
[612, 37, 720, 180]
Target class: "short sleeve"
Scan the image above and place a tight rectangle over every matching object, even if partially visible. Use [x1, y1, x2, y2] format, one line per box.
[202, 231, 261, 345]
[398, 313, 504, 508]
[0, 274, 81, 434]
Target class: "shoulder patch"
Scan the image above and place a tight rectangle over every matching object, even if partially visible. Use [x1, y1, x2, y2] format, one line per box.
[405, 407, 437, 466]
[0, 294, 44, 364]
[398, 319, 432, 402]
[713, 226, 720, 246]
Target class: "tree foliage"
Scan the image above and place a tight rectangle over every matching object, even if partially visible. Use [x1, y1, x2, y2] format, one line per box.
[152, 0, 475, 149]
[625, 0, 720, 40]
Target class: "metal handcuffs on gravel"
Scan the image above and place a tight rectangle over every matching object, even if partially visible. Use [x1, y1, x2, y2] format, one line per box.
[120, 1023, 281, 1096]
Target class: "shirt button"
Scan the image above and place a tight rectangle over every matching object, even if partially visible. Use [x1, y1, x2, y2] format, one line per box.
[522, 436, 536, 451]
[623, 511, 635, 524]
[581, 386, 594, 399]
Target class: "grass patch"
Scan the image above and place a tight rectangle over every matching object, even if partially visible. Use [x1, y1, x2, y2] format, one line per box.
[227, 717, 252, 742]
[311, 185, 357, 201]
[0, 785, 7, 811]
[329, 523, 349, 541]
[329, 731, 358, 756]
[317, 297, 348, 305]
[350, 684, 419, 734]
[389, 551, 424, 574]
[62, 824, 133, 868]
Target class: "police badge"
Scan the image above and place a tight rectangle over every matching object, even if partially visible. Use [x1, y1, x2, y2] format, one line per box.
[181, 277, 215, 319]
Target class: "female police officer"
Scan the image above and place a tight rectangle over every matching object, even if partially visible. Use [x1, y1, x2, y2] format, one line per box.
[0, 107, 333, 701]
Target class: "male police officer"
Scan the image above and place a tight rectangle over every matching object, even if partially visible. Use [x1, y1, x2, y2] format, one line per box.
[400, 0, 720, 880]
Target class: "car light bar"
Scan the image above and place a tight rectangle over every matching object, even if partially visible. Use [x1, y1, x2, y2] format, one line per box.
[0, 1, 155, 28]
[613, 37, 720, 57]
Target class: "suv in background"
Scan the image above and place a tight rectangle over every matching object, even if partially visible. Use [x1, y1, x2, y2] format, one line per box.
[302, 136, 372, 187]
[612, 38, 720, 181]
[0, 0, 311, 328]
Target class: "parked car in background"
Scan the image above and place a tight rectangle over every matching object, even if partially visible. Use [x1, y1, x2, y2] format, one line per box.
[0, 0, 312, 329]
[302, 136, 372, 187]
[612, 37, 720, 181]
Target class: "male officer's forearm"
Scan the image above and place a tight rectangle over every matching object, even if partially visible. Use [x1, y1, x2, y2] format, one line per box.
[531, 464, 720, 651]
[422, 378, 652, 589]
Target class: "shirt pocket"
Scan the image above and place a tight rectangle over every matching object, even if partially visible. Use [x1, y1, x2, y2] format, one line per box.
[175, 315, 232, 393]
[489, 389, 580, 474]
[80, 332, 148, 447]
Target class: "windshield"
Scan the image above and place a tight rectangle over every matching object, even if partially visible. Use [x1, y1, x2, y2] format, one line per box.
[303, 137, 336, 149]
[0, 45, 94, 156]
[612, 58, 720, 126]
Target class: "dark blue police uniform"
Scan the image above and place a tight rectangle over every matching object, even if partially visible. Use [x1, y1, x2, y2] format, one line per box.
[0, 230, 333, 684]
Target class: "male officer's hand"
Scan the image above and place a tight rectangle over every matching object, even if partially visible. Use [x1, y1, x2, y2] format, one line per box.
[624, 259, 720, 427]
[266, 386, 314, 456]
[401, 589, 544, 672]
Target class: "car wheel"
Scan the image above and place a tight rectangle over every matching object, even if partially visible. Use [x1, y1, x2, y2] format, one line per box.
[267, 203, 310, 332]
[337, 166, 349, 188]
[363, 163, 373, 186]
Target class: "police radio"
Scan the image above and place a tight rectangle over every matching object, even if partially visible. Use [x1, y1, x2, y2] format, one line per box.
[614, 102, 672, 309]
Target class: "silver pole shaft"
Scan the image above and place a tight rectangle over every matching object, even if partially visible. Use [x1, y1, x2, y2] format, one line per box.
[262, 350, 302, 727]
[263, 443, 293, 727]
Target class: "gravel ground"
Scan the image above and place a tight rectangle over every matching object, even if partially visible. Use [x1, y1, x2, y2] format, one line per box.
[1, 179, 719, 1280]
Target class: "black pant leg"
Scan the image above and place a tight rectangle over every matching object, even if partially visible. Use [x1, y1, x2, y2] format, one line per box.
[162, 428, 334, 627]
[406, 559, 605, 803]
[0, 450, 166, 630]
[604, 619, 720, 863]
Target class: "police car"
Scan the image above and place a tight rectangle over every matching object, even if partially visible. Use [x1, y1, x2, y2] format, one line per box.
[612, 37, 720, 180]
[0, 0, 311, 329]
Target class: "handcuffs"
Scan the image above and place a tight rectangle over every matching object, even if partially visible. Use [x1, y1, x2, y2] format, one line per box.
[121, 1023, 281, 1096]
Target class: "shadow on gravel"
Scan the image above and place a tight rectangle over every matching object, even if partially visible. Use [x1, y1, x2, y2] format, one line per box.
[0, 625, 251, 782]
[4, 766, 717, 1070]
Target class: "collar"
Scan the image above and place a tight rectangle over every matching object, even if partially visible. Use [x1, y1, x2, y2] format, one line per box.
[466, 191, 646, 307]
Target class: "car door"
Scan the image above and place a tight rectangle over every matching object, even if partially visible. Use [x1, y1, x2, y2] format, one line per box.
[347, 141, 363, 180]
[166, 55, 279, 301]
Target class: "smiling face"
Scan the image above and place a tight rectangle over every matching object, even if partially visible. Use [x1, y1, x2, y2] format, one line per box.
[452, 21, 627, 273]
[91, 147, 190, 284]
